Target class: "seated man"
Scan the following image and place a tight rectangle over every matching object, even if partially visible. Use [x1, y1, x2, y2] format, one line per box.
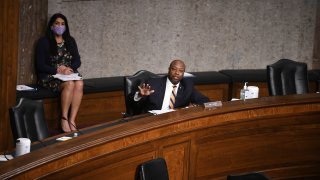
[133, 59, 210, 113]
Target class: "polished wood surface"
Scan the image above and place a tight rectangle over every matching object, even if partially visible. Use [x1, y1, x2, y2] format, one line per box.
[0, 0, 19, 151]
[195, 84, 229, 101]
[232, 82, 269, 99]
[43, 90, 126, 131]
[232, 81, 318, 99]
[43, 85, 228, 132]
[0, 94, 319, 179]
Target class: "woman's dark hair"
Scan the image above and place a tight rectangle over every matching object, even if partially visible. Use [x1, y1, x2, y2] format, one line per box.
[46, 13, 72, 55]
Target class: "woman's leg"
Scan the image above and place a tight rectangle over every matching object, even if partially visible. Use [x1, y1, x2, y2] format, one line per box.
[60, 81, 75, 132]
[68, 80, 84, 131]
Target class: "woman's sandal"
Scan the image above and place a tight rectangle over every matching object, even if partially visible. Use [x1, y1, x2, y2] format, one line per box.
[61, 117, 71, 133]
[69, 121, 77, 131]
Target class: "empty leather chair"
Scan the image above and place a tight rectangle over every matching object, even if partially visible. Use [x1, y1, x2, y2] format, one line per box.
[267, 59, 309, 96]
[139, 158, 169, 180]
[227, 172, 269, 180]
[9, 98, 49, 142]
[124, 70, 159, 116]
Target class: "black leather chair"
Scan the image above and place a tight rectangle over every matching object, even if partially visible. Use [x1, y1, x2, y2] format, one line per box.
[227, 172, 269, 180]
[124, 70, 159, 116]
[267, 59, 309, 96]
[139, 158, 169, 180]
[9, 98, 49, 142]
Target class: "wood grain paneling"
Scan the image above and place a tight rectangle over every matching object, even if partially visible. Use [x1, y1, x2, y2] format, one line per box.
[0, 0, 19, 152]
[0, 0, 48, 152]
[42, 84, 228, 134]
[29, 143, 157, 179]
[309, 81, 318, 93]
[43, 90, 126, 133]
[194, 114, 320, 179]
[195, 84, 229, 101]
[163, 141, 190, 180]
[0, 94, 319, 179]
[232, 82, 269, 99]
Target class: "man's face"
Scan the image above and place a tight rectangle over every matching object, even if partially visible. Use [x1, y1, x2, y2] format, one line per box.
[168, 61, 185, 85]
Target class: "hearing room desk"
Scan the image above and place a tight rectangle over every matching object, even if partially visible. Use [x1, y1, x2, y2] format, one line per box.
[1, 94, 320, 179]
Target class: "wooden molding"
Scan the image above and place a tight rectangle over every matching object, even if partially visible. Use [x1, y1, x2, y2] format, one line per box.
[0, 94, 319, 179]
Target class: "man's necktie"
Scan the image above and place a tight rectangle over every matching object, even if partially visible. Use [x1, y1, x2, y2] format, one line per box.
[169, 85, 177, 109]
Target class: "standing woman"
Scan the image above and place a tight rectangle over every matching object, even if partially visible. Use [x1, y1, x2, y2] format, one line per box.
[36, 13, 83, 133]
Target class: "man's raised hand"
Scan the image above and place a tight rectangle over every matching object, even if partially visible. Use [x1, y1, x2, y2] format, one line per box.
[138, 83, 155, 96]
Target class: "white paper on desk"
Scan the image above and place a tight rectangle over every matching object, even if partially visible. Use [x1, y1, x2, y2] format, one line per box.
[148, 109, 175, 115]
[56, 136, 72, 141]
[0, 155, 14, 161]
[53, 73, 82, 81]
[16, 85, 36, 91]
[184, 72, 195, 77]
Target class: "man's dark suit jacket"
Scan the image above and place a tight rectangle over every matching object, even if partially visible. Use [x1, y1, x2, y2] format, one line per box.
[134, 76, 210, 114]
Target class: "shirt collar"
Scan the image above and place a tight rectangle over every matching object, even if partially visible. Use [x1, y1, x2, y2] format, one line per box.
[166, 77, 180, 88]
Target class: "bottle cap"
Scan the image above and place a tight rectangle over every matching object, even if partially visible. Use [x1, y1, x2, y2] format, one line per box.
[244, 82, 248, 89]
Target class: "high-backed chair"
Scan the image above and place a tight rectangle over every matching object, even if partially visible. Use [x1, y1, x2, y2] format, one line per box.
[227, 172, 269, 180]
[267, 59, 309, 96]
[9, 98, 49, 142]
[124, 70, 159, 116]
[138, 158, 169, 180]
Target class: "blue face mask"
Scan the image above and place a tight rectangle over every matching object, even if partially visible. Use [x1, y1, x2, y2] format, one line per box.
[51, 25, 66, 35]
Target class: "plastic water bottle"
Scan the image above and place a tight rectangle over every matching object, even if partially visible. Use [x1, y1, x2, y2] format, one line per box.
[240, 82, 248, 100]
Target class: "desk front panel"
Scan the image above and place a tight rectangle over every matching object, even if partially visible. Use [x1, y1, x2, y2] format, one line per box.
[1, 94, 320, 179]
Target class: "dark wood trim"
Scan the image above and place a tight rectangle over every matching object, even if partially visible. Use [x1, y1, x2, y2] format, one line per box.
[0, 94, 319, 179]
[43, 90, 126, 132]
[41, 85, 228, 135]
[231, 82, 269, 99]
[0, 0, 19, 152]
[313, 0, 320, 69]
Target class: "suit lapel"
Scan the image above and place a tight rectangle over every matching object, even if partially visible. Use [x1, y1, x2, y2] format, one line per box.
[158, 77, 167, 106]
[175, 81, 185, 106]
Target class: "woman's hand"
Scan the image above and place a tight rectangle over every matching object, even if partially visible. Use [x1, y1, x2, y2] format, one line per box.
[57, 65, 66, 74]
[57, 65, 73, 75]
[62, 67, 73, 75]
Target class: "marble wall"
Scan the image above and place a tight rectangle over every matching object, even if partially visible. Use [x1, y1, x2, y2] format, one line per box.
[48, 0, 317, 79]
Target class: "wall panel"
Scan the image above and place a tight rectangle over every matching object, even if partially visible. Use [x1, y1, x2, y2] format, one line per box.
[0, 0, 19, 152]
[45, 0, 317, 79]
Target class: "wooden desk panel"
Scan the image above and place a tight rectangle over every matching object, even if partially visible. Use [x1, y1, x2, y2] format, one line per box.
[309, 81, 318, 93]
[194, 114, 320, 179]
[232, 82, 269, 99]
[43, 84, 229, 133]
[1, 94, 320, 179]
[195, 84, 229, 101]
[43, 90, 126, 131]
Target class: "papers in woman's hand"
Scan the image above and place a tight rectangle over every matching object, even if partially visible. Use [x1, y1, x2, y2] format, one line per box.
[53, 73, 82, 81]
